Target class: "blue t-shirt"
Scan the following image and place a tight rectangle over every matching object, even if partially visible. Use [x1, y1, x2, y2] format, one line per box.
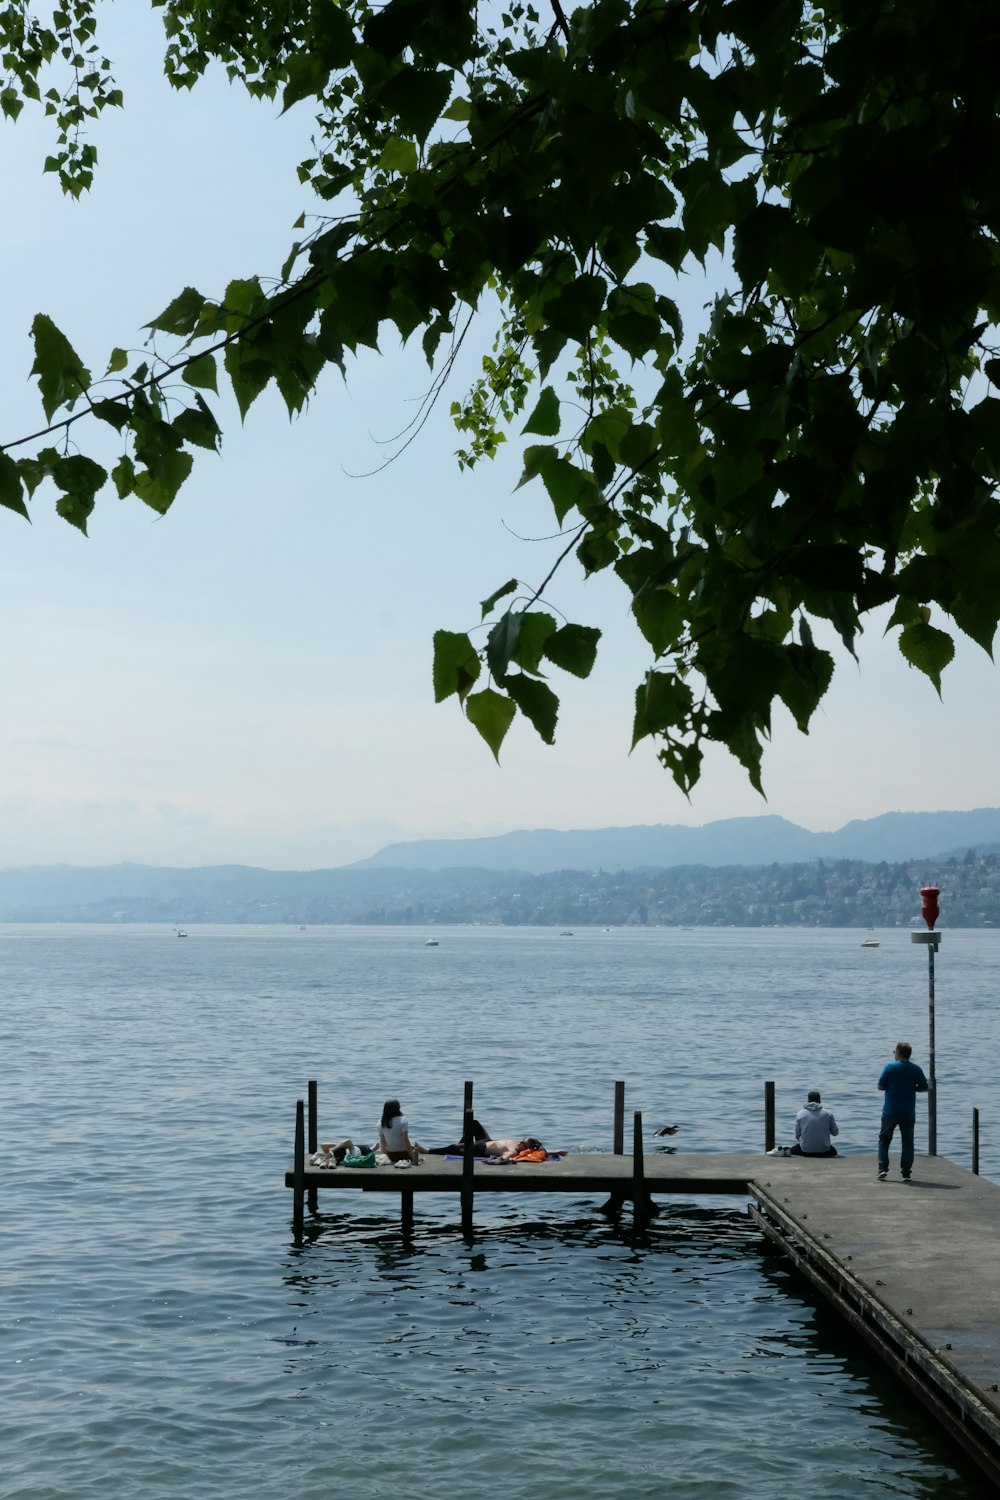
[878, 1059, 928, 1118]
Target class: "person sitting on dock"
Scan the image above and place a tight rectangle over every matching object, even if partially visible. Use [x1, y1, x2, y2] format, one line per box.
[378, 1100, 428, 1165]
[426, 1119, 492, 1155]
[790, 1091, 839, 1157]
[877, 1041, 928, 1182]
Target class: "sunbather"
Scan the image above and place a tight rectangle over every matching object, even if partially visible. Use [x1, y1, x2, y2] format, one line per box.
[481, 1136, 545, 1161]
[313, 1137, 369, 1166]
[426, 1118, 492, 1154]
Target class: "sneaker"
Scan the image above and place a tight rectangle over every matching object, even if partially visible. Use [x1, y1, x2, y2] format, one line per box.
[902, 1174, 912, 1182]
[877, 1169, 888, 1180]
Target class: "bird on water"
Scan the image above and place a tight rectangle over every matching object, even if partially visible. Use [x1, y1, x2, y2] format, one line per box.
[653, 1124, 679, 1137]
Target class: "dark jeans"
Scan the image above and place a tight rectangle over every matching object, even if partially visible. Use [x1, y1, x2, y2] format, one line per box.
[789, 1144, 837, 1157]
[878, 1112, 915, 1175]
[427, 1141, 486, 1156]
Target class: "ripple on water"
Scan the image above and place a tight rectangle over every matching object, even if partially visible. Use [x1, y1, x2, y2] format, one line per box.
[3, 924, 995, 1498]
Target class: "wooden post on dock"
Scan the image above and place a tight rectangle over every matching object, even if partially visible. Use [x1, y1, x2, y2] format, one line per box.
[973, 1108, 980, 1176]
[292, 1099, 305, 1236]
[461, 1083, 475, 1238]
[600, 1082, 626, 1215]
[614, 1081, 625, 1155]
[765, 1081, 775, 1153]
[307, 1080, 318, 1213]
[632, 1110, 648, 1225]
[401, 1189, 414, 1236]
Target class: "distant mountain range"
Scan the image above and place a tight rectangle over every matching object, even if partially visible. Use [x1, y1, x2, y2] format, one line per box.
[350, 809, 1000, 874]
[1, 810, 999, 925]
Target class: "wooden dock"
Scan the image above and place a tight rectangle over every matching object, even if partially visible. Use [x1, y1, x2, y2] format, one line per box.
[286, 1089, 1000, 1486]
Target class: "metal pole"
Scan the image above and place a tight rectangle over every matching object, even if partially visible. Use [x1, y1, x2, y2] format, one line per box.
[927, 943, 937, 1156]
[973, 1107, 980, 1176]
[764, 1081, 775, 1153]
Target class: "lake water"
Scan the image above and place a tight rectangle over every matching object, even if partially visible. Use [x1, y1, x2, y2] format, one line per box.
[4, 923, 997, 1498]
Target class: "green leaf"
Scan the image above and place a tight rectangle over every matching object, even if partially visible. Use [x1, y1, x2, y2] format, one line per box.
[379, 69, 451, 144]
[544, 275, 607, 341]
[106, 347, 128, 374]
[146, 286, 207, 336]
[432, 629, 481, 702]
[48, 454, 107, 533]
[504, 673, 559, 744]
[479, 578, 518, 620]
[522, 385, 560, 437]
[632, 671, 694, 749]
[30, 314, 91, 420]
[111, 454, 136, 498]
[543, 623, 600, 678]
[486, 610, 521, 682]
[898, 621, 955, 696]
[0, 451, 29, 519]
[172, 397, 221, 451]
[465, 688, 516, 762]
[513, 611, 558, 673]
[379, 135, 418, 175]
[182, 354, 218, 393]
[133, 450, 194, 514]
[442, 97, 470, 121]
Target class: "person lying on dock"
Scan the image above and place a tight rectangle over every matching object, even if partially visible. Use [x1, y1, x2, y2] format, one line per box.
[426, 1119, 492, 1155]
[481, 1136, 546, 1162]
[378, 1099, 428, 1164]
[790, 1090, 839, 1157]
[312, 1138, 370, 1167]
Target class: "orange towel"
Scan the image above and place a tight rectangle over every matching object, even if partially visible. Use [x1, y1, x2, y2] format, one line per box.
[511, 1148, 547, 1163]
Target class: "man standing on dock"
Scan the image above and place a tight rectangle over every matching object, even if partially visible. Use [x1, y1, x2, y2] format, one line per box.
[877, 1041, 929, 1181]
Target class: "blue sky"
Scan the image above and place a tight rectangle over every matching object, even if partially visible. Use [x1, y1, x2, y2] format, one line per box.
[1, 9, 996, 869]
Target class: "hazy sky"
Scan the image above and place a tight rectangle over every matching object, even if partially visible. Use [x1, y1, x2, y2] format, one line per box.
[1, 10, 997, 870]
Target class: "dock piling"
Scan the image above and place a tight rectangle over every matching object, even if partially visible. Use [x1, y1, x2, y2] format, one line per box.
[292, 1099, 305, 1236]
[613, 1081, 625, 1155]
[973, 1108, 980, 1176]
[632, 1110, 651, 1225]
[461, 1085, 475, 1238]
[401, 1188, 414, 1237]
[765, 1081, 775, 1153]
[307, 1080, 318, 1214]
[600, 1082, 626, 1215]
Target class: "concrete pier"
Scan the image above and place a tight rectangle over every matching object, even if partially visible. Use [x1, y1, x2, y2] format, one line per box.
[286, 1148, 1000, 1484]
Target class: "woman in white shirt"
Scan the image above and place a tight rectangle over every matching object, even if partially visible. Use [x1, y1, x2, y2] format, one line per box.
[378, 1099, 428, 1164]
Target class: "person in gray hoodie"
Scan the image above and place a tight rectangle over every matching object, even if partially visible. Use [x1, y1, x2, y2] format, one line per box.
[790, 1090, 839, 1157]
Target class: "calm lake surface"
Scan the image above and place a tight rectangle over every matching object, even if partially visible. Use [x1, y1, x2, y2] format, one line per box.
[4, 923, 998, 1499]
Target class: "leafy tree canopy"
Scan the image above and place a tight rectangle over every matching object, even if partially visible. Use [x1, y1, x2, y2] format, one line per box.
[3, 0, 999, 792]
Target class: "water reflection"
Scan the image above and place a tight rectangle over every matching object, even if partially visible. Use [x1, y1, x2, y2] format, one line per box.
[279, 1204, 986, 1497]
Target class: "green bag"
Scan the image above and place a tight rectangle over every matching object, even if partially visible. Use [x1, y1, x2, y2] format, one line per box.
[342, 1151, 377, 1168]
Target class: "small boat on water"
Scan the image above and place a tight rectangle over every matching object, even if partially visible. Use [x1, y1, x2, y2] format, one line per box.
[560, 930, 574, 937]
[425, 938, 439, 947]
[177, 929, 188, 938]
[860, 938, 880, 948]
